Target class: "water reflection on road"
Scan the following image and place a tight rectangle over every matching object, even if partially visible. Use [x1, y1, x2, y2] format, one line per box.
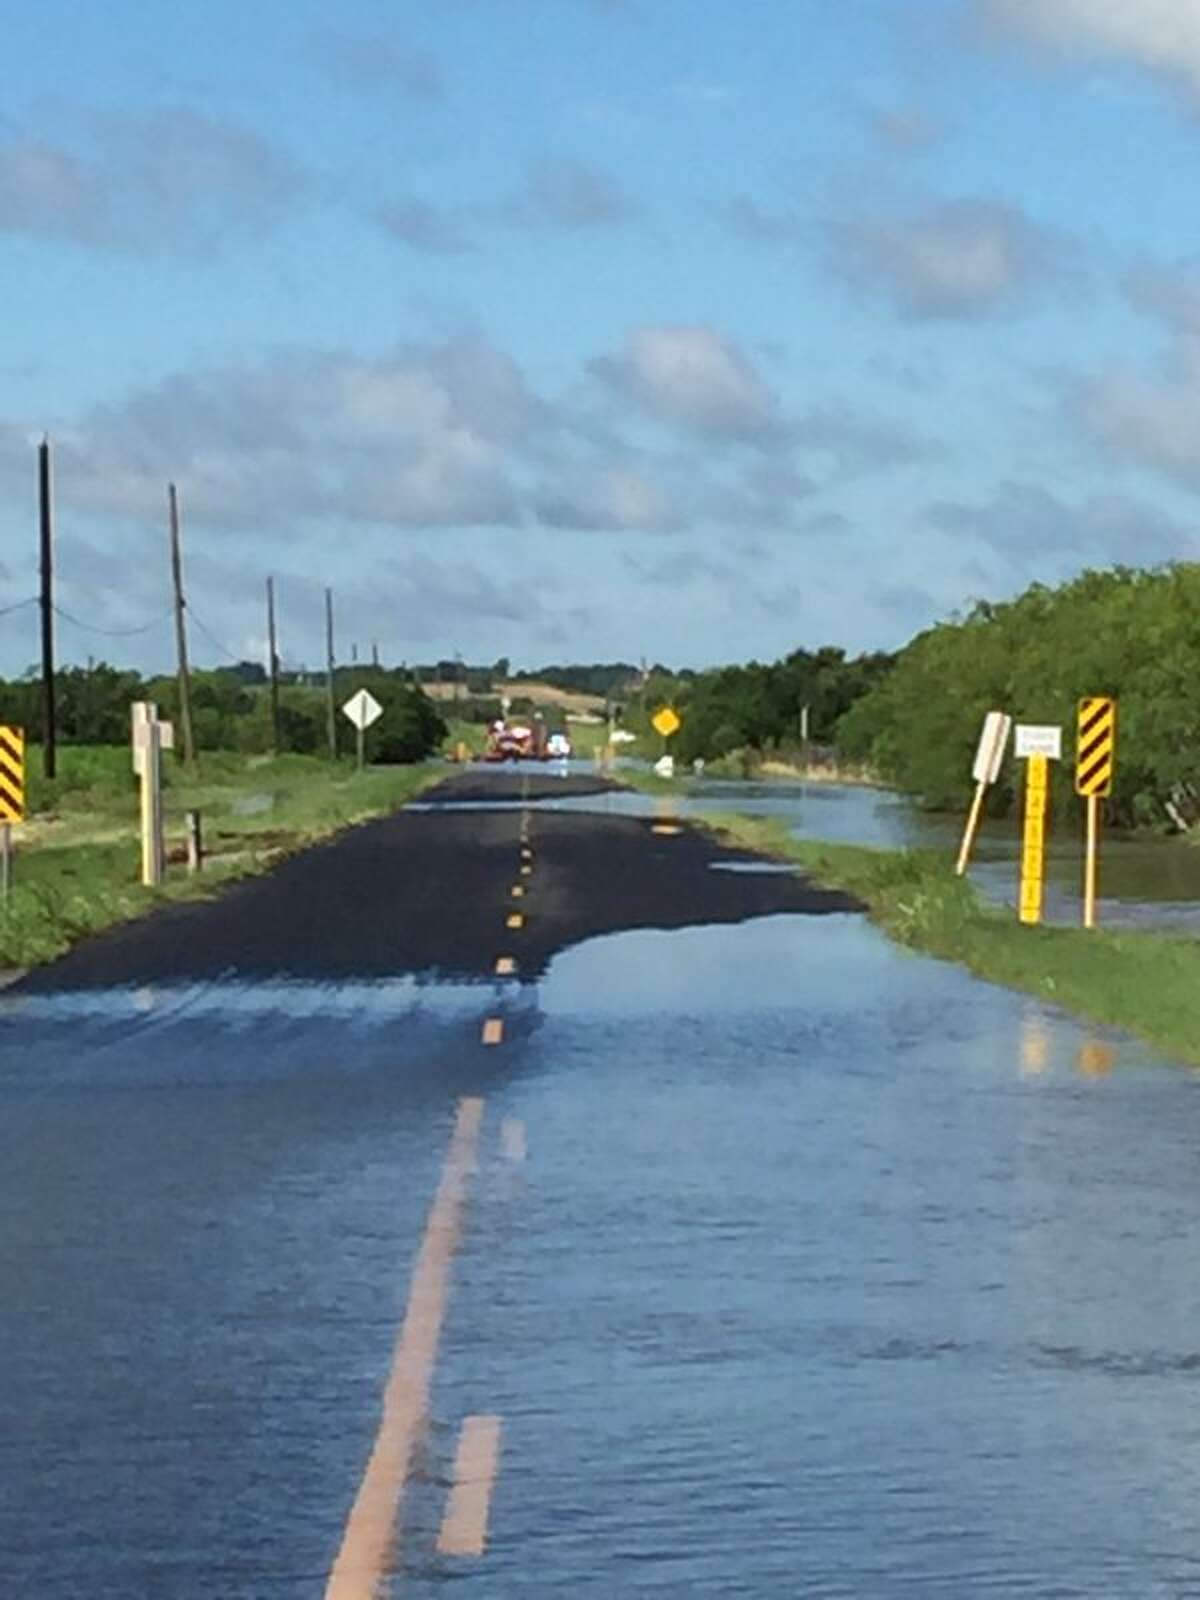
[4, 907, 1200, 1595]
[440, 766, 1200, 933]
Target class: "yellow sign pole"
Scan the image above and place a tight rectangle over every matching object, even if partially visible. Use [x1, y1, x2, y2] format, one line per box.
[1075, 696, 1115, 931]
[1018, 753, 1048, 925]
[1083, 793, 1099, 931]
[955, 781, 986, 877]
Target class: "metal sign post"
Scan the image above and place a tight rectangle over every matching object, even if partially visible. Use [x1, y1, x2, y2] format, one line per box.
[956, 711, 1011, 876]
[341, 688, 384, 771]
[650, 706, 681, 779]
[1075, 697, 1116, 930]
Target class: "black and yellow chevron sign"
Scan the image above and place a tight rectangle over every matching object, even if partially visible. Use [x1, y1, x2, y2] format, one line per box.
[0, 726, 24, 822]
[1075, 697, 1116, 798]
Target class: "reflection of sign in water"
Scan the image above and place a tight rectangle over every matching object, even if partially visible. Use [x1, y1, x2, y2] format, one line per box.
[651, 707, 681, 739]
[1019, 1013, 1051, 1077]
[1077, 1040, 1116, 1078]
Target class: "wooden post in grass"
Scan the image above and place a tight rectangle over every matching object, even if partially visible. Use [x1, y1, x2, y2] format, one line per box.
[186, 809, 203, 874]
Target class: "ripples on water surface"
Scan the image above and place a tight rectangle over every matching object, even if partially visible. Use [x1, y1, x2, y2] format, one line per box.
[3, 908, 1200, 1594]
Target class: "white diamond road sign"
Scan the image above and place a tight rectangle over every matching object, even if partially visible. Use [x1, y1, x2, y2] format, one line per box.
[342, 689, 383, 731]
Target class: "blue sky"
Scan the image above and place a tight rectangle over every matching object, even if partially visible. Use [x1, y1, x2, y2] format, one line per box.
[4, 0, 1200, 675]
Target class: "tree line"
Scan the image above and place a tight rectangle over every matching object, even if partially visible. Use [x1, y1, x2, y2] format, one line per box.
[0, 664, 447, 764]
[835, 564, 1200, 827]
[623, 646, 895, 767]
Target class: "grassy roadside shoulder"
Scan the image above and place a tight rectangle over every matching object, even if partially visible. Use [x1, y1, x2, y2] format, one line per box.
[2, 749, 447, 969]
[652, 791, 1200, 1065]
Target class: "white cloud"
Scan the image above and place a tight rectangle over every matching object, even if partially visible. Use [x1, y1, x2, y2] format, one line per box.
[1073, 263, 1200, 487]
[980, 0, 1200, 104]
[377, 198, 471, 254]
[510, 159, 635, 228]
[592, 325, 779, 440]
[831, 198, 1061, 320]
[312, 33, 445, 99]
[0, 107, 306, 251]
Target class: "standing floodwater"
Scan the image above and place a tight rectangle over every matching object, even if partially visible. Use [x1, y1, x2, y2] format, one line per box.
[2, 886, 1199, 1596]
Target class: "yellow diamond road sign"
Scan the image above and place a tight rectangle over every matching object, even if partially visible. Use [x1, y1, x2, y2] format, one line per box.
[651, 707, 681, 739]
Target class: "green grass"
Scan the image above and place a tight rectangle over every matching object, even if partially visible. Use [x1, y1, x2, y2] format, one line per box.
[702, 812, 1200, 1065]
[2, 748, 446, 968]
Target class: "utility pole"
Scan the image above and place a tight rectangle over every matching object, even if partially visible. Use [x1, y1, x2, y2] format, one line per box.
[266, 577, 280, 756]
[372, 640, 379, 669]
[38, 437, 57, 779]
[168, 483, 196, 766]
[325, 587, 337, 761]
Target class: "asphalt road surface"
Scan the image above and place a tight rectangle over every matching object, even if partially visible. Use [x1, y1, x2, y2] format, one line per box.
[3, 771, 1200, 1596]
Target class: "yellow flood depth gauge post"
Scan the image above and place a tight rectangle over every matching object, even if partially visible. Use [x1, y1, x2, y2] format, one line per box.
[1075, 696, 1116, 930]
[0, 725, 25, 899]
[1014, 724, 1062, 926]
[1018, 755, 1049, 925]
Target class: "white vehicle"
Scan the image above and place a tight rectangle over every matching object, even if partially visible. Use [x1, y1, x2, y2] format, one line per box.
[547, 732, 572, 759]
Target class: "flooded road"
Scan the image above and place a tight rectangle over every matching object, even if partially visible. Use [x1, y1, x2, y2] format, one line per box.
[448, 766, 1200, 933]
[4, 875, 1200, 1594]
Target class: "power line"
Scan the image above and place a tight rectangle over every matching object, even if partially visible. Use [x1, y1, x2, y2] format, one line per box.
[0, 597, 37, 619]
[187, 607, 242, 664]
[52, 603, 174, 639]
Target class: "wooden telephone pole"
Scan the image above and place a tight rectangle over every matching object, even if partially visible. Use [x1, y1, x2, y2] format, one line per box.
[325, 588, 338, 761]
[267, 578, 281, 756]
[168, 484, 196, 765]
[38, 437, 56, 780]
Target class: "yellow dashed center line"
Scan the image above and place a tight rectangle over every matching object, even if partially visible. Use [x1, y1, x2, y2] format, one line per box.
[481, 1018, 504, 1046]
[494, 956, 517, 976]
[510, 885, 524, 899]
[324, 1097, 484, 1600]
[506, 912, 524, 930]
[437, 1415, 503, 1558]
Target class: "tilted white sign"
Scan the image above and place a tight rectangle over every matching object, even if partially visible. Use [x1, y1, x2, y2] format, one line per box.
[1015, 724, 1062, 760]
[971, 711, 1012, 786]
[341, 688, 383, 731]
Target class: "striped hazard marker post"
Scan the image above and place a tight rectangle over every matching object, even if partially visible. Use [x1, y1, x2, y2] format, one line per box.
[1075, 696, 1116, 930]
[0, 725, 25, 899]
